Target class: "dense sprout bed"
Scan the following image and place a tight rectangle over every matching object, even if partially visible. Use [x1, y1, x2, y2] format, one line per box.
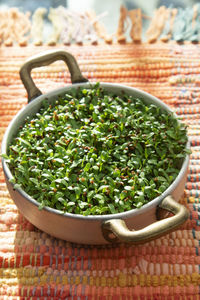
[5, 84, 189, 215]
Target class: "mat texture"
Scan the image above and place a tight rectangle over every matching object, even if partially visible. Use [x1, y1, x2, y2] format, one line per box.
[0, 44, 200, 299]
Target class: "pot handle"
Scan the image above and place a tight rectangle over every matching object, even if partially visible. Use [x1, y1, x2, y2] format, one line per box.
[19, 50, 88, 102]
[101, 196, 189, 244]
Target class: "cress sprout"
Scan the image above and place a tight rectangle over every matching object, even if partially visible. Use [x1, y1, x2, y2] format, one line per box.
[4, 83, 189, 215]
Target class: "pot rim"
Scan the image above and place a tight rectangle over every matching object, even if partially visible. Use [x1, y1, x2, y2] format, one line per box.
[1, 82, 190, 221]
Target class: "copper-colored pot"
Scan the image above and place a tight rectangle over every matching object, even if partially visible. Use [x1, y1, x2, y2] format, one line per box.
[1, 50, 190, 244]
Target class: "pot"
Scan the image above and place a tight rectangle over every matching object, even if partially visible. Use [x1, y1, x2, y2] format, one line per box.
[1, 50, 190, 245]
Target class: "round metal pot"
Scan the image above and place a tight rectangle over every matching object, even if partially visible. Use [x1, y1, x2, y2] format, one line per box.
[1, 50, 190, 245]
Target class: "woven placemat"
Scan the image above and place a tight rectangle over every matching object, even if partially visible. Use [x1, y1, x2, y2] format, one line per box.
[0, 44, 200, 299]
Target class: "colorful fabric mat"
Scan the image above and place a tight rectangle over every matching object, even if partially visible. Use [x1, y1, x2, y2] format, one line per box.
[0, 44, 200, 299]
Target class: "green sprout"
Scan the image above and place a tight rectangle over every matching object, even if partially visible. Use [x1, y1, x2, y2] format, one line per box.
[5, 83, 189, 215]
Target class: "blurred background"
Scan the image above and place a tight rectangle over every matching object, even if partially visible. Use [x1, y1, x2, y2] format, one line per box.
[0, 0, 199, 41]
[0, 0, 197, 36]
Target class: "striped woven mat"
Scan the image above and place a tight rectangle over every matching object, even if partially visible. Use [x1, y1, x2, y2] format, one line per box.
[0, 44, 200, 299]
